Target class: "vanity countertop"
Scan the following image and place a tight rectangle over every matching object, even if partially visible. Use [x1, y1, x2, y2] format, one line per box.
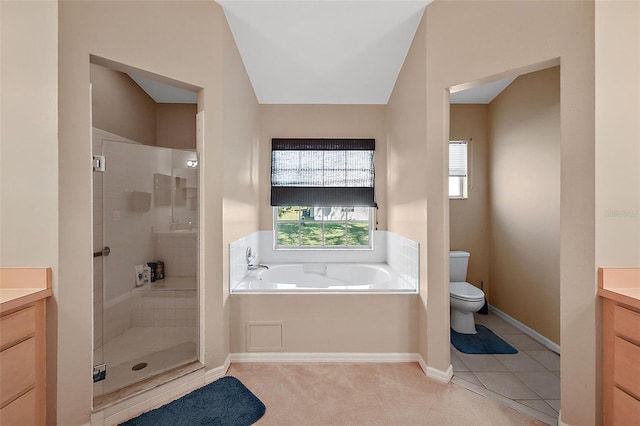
[598, 268, 640, 310]
[0, 268, 52, 314]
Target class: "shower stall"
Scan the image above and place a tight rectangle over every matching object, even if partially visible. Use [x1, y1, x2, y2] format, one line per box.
[92, 131, 199, 404]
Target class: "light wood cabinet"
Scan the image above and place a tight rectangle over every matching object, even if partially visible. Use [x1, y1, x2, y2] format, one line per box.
[600, 268, 640, 426]
[0, 268, 51, 426]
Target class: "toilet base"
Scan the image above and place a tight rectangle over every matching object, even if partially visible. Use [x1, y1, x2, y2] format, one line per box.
[451, 309, 477, 334]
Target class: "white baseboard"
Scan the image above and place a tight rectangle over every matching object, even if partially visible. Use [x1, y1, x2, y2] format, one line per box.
[230, 352, 421, 364]
[425, 364, 453, 384]
[204, 354, 231, 384]
[489, 305, 560, 354]
[230, 352, 453, 384]
[414, 352, 452, 383]
[558, 410, 566, 426]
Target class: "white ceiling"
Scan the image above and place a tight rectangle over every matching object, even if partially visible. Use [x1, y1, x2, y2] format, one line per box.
[129, 1, 515, 105]
[128, 74, 198, 103]
[216, 0, 432, 104]
[449, 76, 517, 104]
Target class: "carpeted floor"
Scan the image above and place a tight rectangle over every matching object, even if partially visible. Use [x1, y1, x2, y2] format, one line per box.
[227, 362, 546, 425]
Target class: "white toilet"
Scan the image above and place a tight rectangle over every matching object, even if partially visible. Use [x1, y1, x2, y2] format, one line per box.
[450, 251, 485, 334]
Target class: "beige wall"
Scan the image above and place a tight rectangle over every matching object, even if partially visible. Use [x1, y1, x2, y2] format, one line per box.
[157, 103, 197, 150]
[449, 105, 490, 299]
[230, 295, 418, 354]
[0, 0, 59, 421]
[0, 1, 58, 268]
[258, 105, 387, 230]
[59, 2, 225, 424]
[385, 12, 430, 364]
[92, 63, 197, 149]
[596, 1, 640, 268]
[386, 1, 595, 423]
[91, 64, 157, 146]
[489, 67, 560, 344]
[221, 15, 261, 357]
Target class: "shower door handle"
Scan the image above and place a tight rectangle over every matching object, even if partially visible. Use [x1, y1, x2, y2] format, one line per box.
[94, 246, 110, 258]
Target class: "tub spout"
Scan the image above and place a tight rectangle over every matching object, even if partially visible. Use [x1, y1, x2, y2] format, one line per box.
[248, 264, 269, 270]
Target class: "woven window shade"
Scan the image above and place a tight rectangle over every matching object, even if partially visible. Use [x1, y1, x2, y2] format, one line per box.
[271, 138, 375, 207]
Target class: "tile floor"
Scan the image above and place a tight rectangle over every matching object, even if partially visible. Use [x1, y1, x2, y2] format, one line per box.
[451, 311, 560, 425]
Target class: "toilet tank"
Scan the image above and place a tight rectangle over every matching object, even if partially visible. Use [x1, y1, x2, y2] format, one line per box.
[449, 251, 470, 282]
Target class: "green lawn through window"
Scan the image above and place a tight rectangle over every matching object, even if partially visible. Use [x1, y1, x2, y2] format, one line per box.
[276, 206, 370, 247]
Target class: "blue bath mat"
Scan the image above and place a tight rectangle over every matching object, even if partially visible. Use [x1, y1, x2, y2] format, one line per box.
[451, 325, 518, 354]
[120, 376, 265, 426]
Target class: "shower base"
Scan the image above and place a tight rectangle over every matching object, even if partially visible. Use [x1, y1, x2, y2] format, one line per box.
[93, 326, 197, 398]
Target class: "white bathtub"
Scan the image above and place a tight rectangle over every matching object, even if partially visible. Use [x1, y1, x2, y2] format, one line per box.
[232, 263, 417, 293]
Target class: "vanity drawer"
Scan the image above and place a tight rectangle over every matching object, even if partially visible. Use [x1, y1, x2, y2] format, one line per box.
[0, 388, 36, 426]
[613, 387, 640, 426]
[614, 305, 640, 344]
[0, 337, 36, 407]
[614, 336, 640, 400]
[0, 306, 36, 349]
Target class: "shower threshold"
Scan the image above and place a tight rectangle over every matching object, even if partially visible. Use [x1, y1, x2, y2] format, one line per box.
[93, 360, 203, 412]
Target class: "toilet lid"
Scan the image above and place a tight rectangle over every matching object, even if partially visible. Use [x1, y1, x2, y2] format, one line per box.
[450, 281, 485, 302]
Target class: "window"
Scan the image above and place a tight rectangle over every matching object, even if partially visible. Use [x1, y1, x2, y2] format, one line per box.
[449, 140, 468, 199]
[275, 206, 371, 247]
[271, 138, 375, 248]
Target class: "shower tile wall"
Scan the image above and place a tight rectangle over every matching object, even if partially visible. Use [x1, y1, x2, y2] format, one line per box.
[131, 290, 197, 327]
[156, 233, 197, 278]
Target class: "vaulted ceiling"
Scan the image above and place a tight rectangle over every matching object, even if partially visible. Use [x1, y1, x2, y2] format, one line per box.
[216, 0, 432, 104]
[131, 1, 514, 105]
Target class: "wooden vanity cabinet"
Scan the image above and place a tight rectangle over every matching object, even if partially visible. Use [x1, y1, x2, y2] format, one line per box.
[600, 268, 640, 425]
[0, 269, 51, 426]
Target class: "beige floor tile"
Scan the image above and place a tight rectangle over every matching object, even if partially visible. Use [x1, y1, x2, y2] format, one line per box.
[515, 371, 561, 400]
[456, 353, 510, 372]
[475, 314, 521, 335]
[450, 348, 470, 372]
[526, 350, 560, 371]
[453, 372, 484, 387]
[475, 372, 539, 400]
[516, 399, 559, 416]
[493, 352, 547, 372]
[545, 399, 561, 412]
[503, 333, 548, 351]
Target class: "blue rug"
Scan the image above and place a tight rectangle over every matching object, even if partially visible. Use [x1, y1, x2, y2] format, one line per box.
[120, 376, 265, 426]
[451, 325, 518, 354]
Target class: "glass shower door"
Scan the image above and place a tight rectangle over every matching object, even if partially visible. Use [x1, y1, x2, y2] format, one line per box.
[93, 136, 198, 401]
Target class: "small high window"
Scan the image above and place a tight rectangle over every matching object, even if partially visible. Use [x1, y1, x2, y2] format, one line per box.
[449, 140, 468, 199]
[270, 138, 375, 249]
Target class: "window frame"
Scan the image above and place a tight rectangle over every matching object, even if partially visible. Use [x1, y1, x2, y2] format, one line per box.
[273, 206, 374, 250]
[449, 140, 469, 200]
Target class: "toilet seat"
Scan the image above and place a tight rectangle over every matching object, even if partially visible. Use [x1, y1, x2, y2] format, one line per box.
[450, 281, 484, 302]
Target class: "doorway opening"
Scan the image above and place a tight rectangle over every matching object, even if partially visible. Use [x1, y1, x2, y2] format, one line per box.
[448, 64, 561, 424]
[90, 58, 202, 409]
